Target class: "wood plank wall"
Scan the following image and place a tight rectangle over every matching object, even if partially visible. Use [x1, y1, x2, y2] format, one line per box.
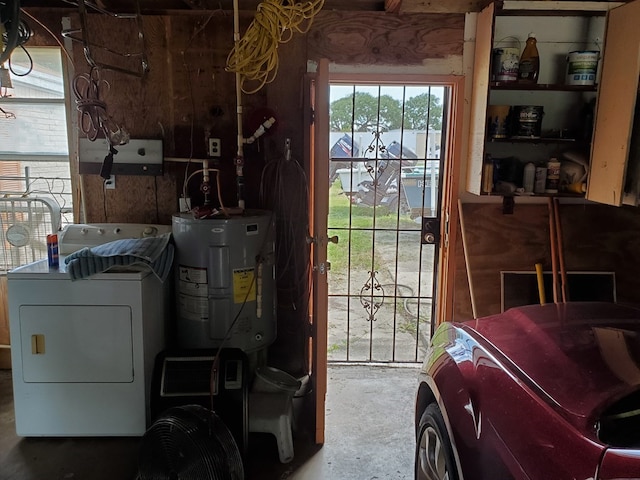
[308, 11, 464, 64]
[14, 8, 467, 374]
[22, 7, 640, 372]
[454, 203, 640, 321]
[26, 10, 273, 222]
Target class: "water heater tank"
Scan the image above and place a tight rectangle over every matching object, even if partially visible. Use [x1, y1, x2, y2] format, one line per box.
[172, 210, 276, 352]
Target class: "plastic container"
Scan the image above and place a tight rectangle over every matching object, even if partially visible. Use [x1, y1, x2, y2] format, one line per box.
[534, 167, 547, 194]
[518, 33, 539, 83]
[492, 47, 520, 82]
[482, 155, 494, 193]
[252, 366, 302, 396]
[545, 158, 561, 193]
[487, 105, 510, 138]
[566, 182, 587, 194]
[566, 51, 598, 86]
[511, 105, 544, 138]
[523, 162, 535, 192]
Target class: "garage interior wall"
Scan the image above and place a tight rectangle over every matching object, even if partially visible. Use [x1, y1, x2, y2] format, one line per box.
[9, 5, 640, 376]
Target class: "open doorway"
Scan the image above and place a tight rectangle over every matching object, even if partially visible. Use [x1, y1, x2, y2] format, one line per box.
[326, 79, 448, 364]
[307, 68, 463, 475]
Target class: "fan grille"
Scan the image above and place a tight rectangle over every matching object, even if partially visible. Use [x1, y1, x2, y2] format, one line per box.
[0, 197, 61, 272]
[138, 405, 244, 480]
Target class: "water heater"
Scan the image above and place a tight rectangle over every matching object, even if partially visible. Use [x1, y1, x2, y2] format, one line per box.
[172, 210, 276, 352]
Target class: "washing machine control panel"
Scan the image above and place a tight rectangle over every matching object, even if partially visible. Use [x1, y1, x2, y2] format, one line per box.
[58, 223, 172, 254]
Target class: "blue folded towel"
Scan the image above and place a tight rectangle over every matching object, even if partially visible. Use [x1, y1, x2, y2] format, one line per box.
[64, 233, 174, 282]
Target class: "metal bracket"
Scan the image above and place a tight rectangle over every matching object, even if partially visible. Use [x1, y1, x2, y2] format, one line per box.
[502, 196, 515, 215]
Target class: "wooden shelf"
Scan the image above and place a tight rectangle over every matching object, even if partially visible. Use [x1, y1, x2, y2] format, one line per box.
[482, 191, 586, 198]
[490, 82, 597, 92]
[487, 137, 585, 144]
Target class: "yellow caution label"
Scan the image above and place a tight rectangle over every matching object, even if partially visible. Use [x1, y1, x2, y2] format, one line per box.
[233, 268, 256, 304]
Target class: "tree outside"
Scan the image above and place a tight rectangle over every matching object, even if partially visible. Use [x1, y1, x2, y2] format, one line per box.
[330, 91, 443, 133]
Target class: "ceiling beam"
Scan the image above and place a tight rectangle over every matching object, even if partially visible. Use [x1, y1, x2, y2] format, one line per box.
[21, 0, 387, 12]
[392, 0, 493, 13]
[384, 0, 402, 13]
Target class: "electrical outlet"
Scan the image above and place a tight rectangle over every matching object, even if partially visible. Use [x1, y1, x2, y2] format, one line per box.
[104, 175, 116, 189]
[209, 138, 221, 157]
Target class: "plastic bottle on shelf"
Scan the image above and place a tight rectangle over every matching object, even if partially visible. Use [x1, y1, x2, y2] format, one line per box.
[518, 33, 540, 84]
[545, 158, 561, 193]
[523, 162, 536, 193]
[482, 154, 494, 193]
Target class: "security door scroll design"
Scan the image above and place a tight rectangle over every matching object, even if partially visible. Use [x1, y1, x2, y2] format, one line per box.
[363, 131, 388, 182]
[360, 270, 385, 322]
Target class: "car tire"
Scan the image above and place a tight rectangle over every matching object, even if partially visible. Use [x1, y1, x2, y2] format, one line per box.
[415, 403, 459, 480]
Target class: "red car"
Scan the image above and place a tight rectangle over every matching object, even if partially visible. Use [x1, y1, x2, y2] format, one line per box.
[415, 302, 640, 479]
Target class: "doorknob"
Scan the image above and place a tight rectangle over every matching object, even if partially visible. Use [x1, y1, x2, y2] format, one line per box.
[328, 235, 339, 244]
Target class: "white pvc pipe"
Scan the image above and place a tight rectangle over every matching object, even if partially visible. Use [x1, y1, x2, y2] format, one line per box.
[233, 0, 245, 209]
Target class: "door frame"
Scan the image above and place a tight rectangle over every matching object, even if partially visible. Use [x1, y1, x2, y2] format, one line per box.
[308, 61, 465, 444]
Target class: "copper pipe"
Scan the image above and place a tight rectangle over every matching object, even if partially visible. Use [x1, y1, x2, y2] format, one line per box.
[535, 262, 546, 305]
[548, 198, 559, 304]
[458, 199, 478, 318]
[553, 198, 568, 303]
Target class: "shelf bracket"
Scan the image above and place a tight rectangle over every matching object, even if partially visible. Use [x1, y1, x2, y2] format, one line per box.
[502, 196, 515, 214]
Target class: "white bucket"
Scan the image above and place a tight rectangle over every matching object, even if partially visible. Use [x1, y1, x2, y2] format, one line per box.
[252, 366, 302, 396]
[566, 51, 599, 86]
[492, 47, 520, 83]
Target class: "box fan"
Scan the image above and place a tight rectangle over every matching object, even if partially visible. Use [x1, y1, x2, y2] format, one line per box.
[137, 404, 244, 480]
[0, 197, 61, 272]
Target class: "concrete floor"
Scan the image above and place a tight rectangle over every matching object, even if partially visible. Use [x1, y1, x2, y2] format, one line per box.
[0, 364, 419, 480]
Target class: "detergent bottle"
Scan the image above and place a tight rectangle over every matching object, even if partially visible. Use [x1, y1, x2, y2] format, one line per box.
[518, 33, 539, 83]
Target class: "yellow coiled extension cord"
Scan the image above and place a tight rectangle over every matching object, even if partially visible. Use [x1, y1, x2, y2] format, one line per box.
[226, 0, 324, 94]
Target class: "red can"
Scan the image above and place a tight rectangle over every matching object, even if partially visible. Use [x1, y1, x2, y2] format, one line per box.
[47, 233, 59, 268]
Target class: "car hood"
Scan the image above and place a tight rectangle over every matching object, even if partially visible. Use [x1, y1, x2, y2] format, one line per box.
[461, 302, 640, 432]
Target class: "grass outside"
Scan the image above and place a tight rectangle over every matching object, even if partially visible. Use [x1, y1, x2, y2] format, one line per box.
[326, 180, 434, 361]
[327, 181, 419, 275]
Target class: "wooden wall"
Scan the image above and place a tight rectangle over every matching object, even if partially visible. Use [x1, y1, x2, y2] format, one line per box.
[23, 9, 310, 373]
[308, 11, 464, 64]
[454, 202, 640, 320]
[17, 8, 468, 374]
[28, 7, 640, 373]
[22, 8, 640, 339]
[23, 7, 467, 229]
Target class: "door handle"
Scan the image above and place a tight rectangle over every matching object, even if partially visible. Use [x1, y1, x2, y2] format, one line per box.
[31, 334, 45, 354]
[328, 235, 339, 244]
[422, 218, 440, 245]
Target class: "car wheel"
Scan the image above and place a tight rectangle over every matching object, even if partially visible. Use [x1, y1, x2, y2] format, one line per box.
[415, 403, 458, 480]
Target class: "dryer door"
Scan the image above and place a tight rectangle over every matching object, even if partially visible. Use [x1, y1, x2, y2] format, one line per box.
[19, 305, 133, 383]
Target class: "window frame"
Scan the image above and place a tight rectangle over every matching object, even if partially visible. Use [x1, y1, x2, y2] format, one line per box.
[0, 46, 76, 226]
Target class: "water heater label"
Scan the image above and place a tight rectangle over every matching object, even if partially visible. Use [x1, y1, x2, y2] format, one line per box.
[233, 268, 256, 304]
[178, 265, 208, 298]
[178, 293, 209, 321]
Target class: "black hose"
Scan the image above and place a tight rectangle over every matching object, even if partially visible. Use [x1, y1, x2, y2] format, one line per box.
[0, 0, 21, 65]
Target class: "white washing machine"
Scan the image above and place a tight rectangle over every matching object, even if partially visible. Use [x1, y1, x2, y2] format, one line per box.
[8, 223, 172, 436]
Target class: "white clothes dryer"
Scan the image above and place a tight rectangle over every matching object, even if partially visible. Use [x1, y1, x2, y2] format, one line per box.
[8, 223, 172, 436]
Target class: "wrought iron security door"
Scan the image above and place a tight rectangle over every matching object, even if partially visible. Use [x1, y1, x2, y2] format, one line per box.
[327, 82, 447, 363]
